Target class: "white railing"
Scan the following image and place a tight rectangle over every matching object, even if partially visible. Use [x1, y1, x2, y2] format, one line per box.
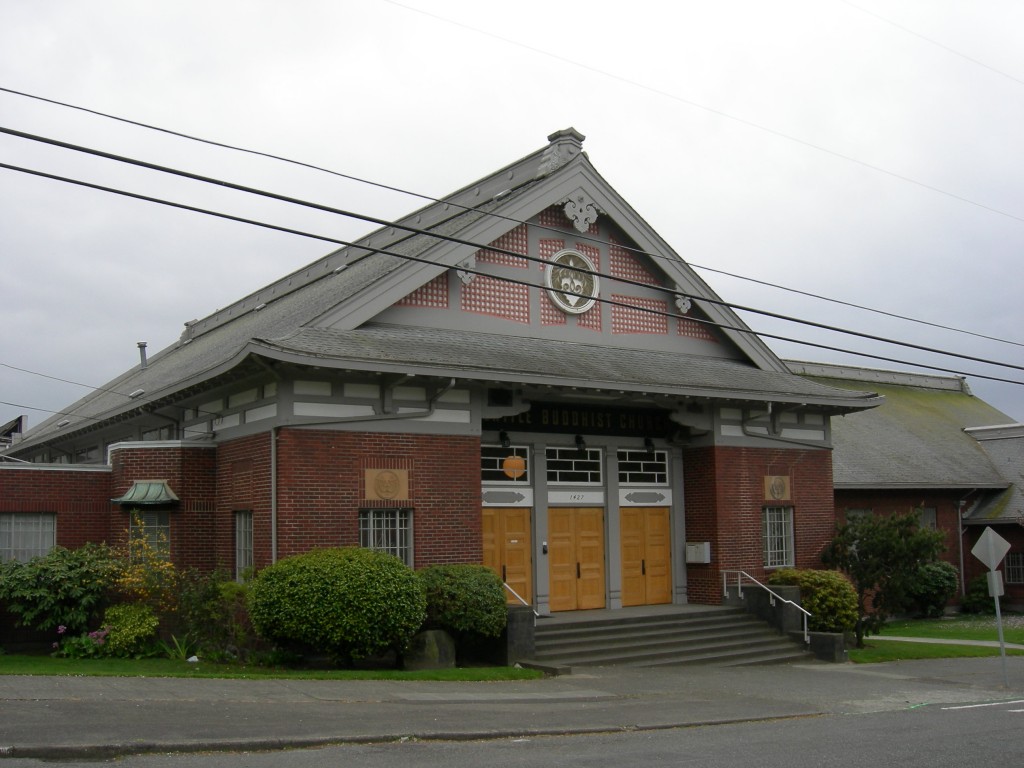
[721, 570, 811, 643]
[504, 582, 540, 617]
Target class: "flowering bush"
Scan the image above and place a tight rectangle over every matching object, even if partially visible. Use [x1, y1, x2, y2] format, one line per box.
[114, 512, 179, 614]
[54, 625, 111, 659]
[103, 603, 160, 657]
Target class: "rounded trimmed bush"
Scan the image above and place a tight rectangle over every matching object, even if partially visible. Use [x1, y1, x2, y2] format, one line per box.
[247, 547, 426, 662]
[906, 561, 958, 618]
[417, 564, 507, 638]
[767, 568, 858, 633]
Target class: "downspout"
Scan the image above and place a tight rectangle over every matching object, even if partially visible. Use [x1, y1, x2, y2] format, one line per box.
[956, 489, 980, 597]
[271, 426, 279, 563]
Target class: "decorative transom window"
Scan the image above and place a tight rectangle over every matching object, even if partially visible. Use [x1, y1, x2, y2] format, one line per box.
[617, 448, 668, 485]
[0, 513, 56, 562]
[481, 444, 530, 484]
[359, 508, 413, 566]
[763, 506, 794, 568]
[545, 446, 603, 485]
[235, 510, 253, 582]
[1006, 552, 1024, 585]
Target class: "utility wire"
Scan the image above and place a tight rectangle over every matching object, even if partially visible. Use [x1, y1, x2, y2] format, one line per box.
[2, 125, 1022, 375]
[2, 159, 1023, 393]
[381, 1, 1024, 225]
[3, 85, 1020, 350]
[837, 0, 1024, 88]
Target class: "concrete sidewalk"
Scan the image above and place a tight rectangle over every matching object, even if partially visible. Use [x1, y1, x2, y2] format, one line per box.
[1, 656, 1022, 760]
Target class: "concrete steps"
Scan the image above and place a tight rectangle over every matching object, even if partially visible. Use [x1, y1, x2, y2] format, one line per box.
[529, 606, 811, 669]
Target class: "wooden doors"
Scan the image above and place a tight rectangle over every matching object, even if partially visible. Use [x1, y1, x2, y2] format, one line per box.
[482, 508, 533, 605]
[548, 507, 606, 611]
[620, 507, 672, 607]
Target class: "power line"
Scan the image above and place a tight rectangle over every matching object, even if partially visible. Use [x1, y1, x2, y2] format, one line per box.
[837, 0, 1024, 88]
[381, 1, 1024, 225]
[3, 124, 1022, 374]
[2, 158, 1023, 392]
[3, 85, 1020, 350]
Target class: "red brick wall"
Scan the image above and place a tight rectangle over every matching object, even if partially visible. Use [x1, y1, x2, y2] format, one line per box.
[216, 433, 272, 573]
[109, 444, 217, 570]
[274, 429, 482, 568]
[834, 489, 964, 571]
[682, 445, 835, 604]
[0, 466, 112, 548]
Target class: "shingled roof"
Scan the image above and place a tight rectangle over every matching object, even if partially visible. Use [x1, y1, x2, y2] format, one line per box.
[9, 130, 882, 455]
[789, 361, 1011, 489]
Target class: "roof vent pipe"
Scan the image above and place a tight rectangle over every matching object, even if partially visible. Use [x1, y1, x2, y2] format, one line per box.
[137, 341, 148, 369]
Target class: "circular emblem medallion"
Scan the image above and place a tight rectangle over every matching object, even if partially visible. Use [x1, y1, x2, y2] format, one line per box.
[545, 249, 599, 315]
[374, 470, 401, 499]
[502, 454, 526, 480]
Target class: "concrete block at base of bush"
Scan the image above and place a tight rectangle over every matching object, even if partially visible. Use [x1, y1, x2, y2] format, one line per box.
[404, 629, 456, 670]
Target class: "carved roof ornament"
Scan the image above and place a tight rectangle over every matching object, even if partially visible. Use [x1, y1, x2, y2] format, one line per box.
[535, 127, 586, 178]
[564, 191, 599, 232]
[675, 294, 692, 314]
[456, 254, 476, 285]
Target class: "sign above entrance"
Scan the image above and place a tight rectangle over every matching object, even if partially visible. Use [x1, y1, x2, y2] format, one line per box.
[485, 403, 673, 438]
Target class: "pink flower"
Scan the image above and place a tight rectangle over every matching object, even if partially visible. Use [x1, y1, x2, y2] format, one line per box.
[52, 642, 59, 649]
[57, 625, 66, 635]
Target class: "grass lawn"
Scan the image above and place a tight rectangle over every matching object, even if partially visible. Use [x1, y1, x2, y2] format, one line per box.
[0, 653, 543, 681]
[847, 612, 1024, 664]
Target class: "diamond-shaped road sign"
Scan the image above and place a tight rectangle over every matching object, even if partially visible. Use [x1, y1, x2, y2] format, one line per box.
[971, 526, 1011, 571]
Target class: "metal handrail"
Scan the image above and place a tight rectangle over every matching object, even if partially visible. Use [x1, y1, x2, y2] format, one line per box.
[721, 570, 811, 643]
[504, 582, 540, 617]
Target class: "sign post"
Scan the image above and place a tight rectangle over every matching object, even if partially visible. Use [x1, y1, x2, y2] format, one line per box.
[970, 527, 1011, 687]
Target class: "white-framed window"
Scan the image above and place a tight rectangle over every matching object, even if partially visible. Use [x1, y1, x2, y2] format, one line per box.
[234, 510, 253, 581]
[763, 506, 794, 568]
[359, 507, 413, 566]
[128, 510, 171, 558]
[0, 513, 56, 562]
[1006, 552, 1024, 585]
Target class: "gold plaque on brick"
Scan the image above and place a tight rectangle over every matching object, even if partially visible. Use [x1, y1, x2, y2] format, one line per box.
[764, 475, 791, 501]
[364, 468, 409, 501]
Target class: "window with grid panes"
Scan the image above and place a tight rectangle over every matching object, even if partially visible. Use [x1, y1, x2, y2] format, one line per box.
[545, 446, 602, 484]
[1006, 552, 1024, 584]
[359, 508, 413, 566]
[0, 513, 56, 562]
[234, 510, 253, 581]
[763, 506, 794, 568]
[128, 510, 171, 558]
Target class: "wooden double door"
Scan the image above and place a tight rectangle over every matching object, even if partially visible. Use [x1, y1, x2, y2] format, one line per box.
[548, 507, 606, 612]
[620, 507, 672, 607]
[482, 507, 533, 605]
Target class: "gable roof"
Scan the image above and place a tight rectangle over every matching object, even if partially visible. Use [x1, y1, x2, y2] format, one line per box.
[789, 361, 1010, 490]
[8, 130, 881, 454]
[961, 424, 1024, 524]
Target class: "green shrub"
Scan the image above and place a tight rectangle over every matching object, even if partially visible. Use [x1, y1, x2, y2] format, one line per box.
[960, 573, 1003, 614]
[905, 561, 959, 618]
[247, 547, 426, 663]
[767, 568, 858, 633]
[103, 603, 159, 657]
[417, 564, 507, 638]
[175, 569, 255, 660]
[0, 543, 118, 634]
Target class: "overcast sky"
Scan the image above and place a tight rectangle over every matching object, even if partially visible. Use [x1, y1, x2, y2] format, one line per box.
[2, 0, 1022, 437]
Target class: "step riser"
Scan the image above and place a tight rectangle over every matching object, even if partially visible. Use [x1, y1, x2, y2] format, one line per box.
[532, 611, 811, 667]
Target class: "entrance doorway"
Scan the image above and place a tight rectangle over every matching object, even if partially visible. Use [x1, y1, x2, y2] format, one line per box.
[620, 506, 672, 607]
[482, 507, 533, 605]
[548, 507, 606, 611]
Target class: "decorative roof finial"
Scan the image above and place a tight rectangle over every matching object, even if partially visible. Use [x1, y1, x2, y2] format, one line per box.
[536, 127, 586, 178]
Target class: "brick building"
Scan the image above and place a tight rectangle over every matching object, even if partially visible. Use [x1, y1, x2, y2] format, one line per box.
[791, 362, 1024, 608]
[2, 129, 883, 614]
